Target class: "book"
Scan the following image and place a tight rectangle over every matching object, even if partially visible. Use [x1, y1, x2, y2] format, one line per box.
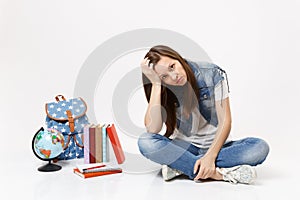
[77, 163, 107, 173]
[106, 124, 125, 164]
[89, 125, 96, 163]
[73, 167, 122, 179]
[82, 165, 122, 173]
[83, 124, 90, 164]
[84, 123, 110, 164]
[102, 124, 109, 162]
[95, 124, 104, 163]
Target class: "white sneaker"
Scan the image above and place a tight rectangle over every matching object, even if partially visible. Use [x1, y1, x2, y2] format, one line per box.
[161, 165, 183, 181]
[217, 165, 257, 184]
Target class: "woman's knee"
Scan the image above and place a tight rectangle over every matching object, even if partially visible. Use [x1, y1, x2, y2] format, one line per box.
[137, 132, 170, 156]
[255, 138, 270, 163]
[243, 137, 270, 165]
[137, 132, 158, 156]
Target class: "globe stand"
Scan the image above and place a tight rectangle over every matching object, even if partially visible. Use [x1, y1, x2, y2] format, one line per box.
[38, 160, 62, 172]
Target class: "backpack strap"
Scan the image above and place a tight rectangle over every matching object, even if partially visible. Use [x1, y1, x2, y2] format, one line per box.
[63, 135, 71, 150]
[55, 95, 66, 102]
[73, 134, 84, 148]
[63, 135, 84, 150]
[66, 110, 75, 132]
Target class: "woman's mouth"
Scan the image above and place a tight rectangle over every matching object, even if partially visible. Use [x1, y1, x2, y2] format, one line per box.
[176, 77, 183, 84]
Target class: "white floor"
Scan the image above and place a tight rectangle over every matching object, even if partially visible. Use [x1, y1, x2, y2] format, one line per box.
[2, 135, 300, 200]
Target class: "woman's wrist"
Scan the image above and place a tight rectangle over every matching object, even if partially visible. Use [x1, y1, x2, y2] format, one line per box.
[151, 82, 161, 87]
[151, 83, 162, 93]
[204, 151, 218, 160]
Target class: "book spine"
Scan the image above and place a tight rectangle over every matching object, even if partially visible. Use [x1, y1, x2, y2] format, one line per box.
[73, 168, 122, 179]
[83, 124, 90, 164]
[102, 125, 107, 162]
[73, 168, 85, 178]
[89, 126, 96, 163]
[83, 167, 122, 173]
[95, 125, 103, 163]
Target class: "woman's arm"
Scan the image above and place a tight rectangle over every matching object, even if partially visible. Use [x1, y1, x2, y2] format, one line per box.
[144, 84, 163, 133]
[141, 58, 163, 133]
[193, 97, 232, 180]
[205, 97, 232, 158]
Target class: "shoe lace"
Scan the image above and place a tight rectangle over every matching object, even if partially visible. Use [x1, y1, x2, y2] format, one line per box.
[217, 167, 239, 184]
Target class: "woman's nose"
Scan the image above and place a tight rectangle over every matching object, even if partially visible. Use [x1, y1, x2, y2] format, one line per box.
[171, 73, 178, 81]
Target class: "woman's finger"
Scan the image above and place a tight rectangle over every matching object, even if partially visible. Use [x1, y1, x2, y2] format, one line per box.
[194, 165, 205, 180]
[193, 159, 201, 174]
[141, 57, 148, 67]
[145, 59, 150, 67]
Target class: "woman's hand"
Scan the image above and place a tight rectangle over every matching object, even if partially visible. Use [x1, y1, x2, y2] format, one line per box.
[141, 57, 161, 85]
[193, 154, 217, 181]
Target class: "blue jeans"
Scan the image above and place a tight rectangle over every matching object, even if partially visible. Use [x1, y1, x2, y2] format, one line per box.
[138, 132, 269, 180]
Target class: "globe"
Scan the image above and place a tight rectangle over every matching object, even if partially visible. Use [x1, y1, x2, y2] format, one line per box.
[32, 127, 65, 172]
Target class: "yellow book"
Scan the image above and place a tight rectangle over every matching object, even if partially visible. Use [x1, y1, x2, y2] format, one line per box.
[95, 124, 105, 163]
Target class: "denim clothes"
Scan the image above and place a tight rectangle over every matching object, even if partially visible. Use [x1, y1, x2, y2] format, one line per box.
[138, 132, 269, 180]
[184, 60, 229, 128]
[138, 60, 269, 180]
[173, 60, 230, 148]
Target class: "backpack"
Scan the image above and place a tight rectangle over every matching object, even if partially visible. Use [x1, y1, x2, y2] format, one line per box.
[45, 95, 89, 160]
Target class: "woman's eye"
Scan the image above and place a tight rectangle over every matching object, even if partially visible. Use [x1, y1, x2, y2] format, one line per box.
[161, 75, 167, 79]
[169, 64, 175, 70]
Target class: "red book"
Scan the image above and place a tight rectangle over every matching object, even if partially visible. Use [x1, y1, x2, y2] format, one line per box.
[73, 168, 122, 179]
[106, 124, 125, 164]
[89, 125, 96, 163]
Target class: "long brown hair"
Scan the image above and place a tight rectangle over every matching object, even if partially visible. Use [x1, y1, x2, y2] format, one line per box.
[142, 45, 199, 137]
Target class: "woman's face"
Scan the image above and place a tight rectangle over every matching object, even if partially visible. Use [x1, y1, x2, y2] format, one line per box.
[154, 56, 187, 86]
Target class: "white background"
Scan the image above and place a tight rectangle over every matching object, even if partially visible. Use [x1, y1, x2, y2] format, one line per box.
[1, 0, 300, 199]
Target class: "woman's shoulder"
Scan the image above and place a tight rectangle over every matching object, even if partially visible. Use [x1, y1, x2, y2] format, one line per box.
[185, 59, 220, 70]
[185, 59, 226, 86]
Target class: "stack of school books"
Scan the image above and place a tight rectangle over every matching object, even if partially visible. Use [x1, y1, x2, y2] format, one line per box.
[73, 123, 125, 179]
[73, 163, 122, 179]
[83, 123, 125, 165]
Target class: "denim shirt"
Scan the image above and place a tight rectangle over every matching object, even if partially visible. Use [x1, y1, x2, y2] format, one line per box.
[176, 60, 229, 135]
